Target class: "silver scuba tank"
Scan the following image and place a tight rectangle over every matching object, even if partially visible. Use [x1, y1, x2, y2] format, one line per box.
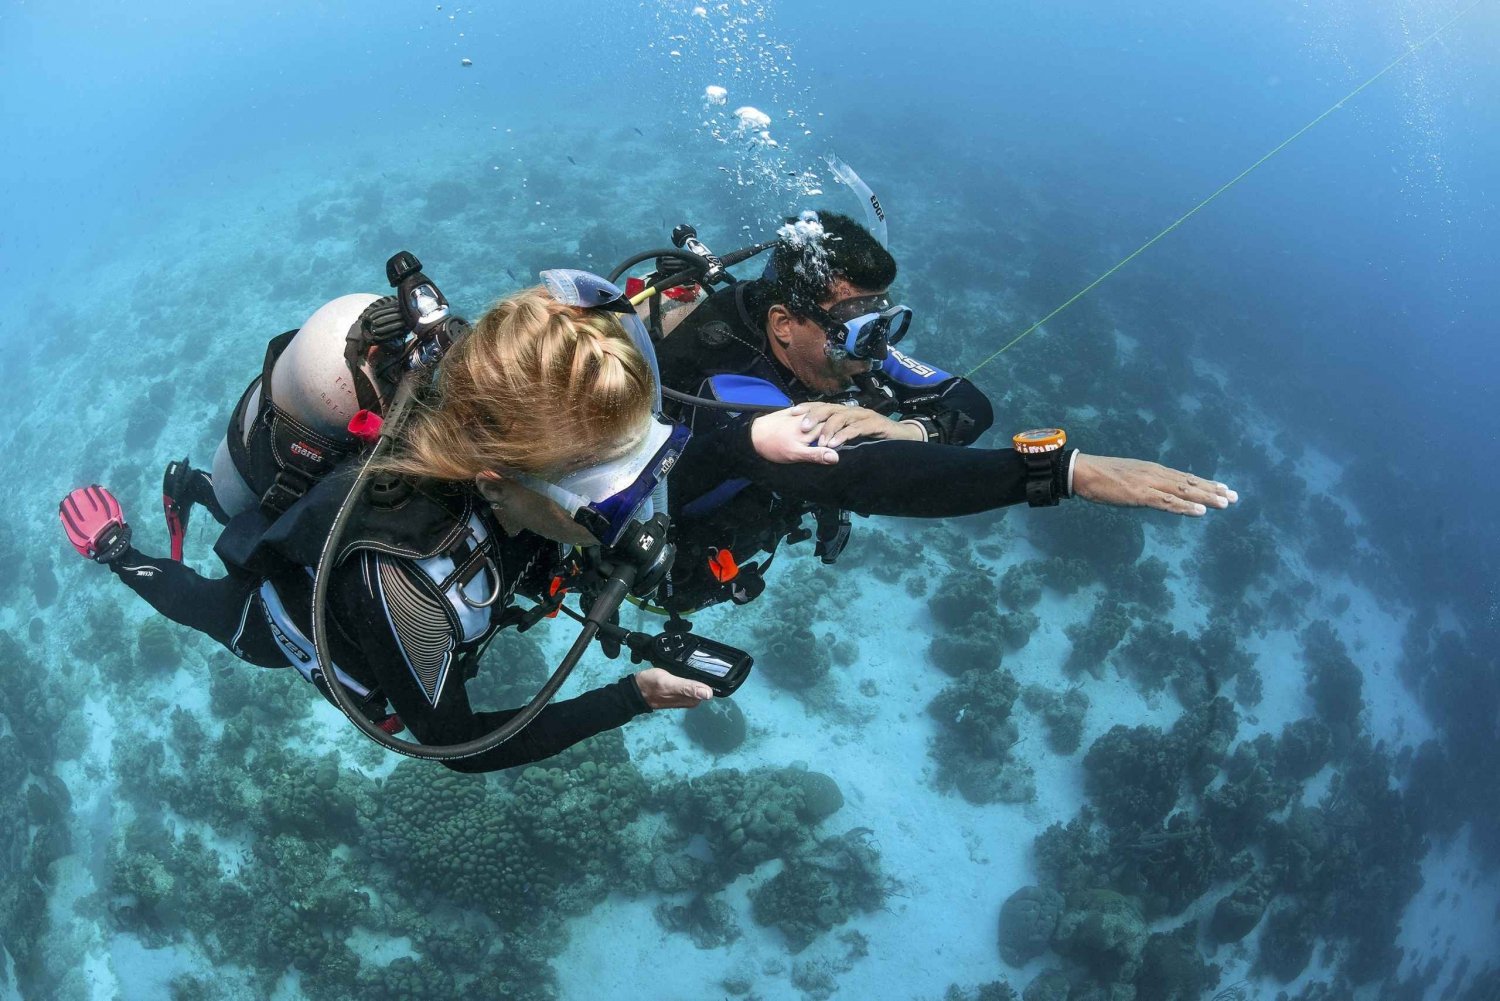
[211, 293, 382, 519]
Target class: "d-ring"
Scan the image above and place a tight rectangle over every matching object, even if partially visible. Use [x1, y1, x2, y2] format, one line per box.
[458, 555, 502, 608]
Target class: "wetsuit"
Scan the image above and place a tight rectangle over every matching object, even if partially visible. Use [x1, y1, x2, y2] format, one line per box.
[657, 280, 1043, 610]
[110, 468, 651, 772]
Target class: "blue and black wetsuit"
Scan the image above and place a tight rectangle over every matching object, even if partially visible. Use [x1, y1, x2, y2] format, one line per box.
[108, 468, 650, 772]
[655, 280, 1038, 610]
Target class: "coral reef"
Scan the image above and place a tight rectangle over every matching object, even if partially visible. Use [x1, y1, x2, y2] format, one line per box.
[1052, 888, 1149, 983]
[752, 600, 833, 690]
[998, 885, 1065, 967]
[1064, 598, 1131, 679]
[661, 764, 844, 881]
[1302, 620, 1364, 745]
[750, 828, 892, 951]
[1000, 560, 1046, 610]
[654, 892, 741, 949]
[929, 668, 1036, 804]
[1134, 922, 1222, 1000]
[1022, 684, 1090, 755]
[1082, 724, 1183, 833]
[1198, 512, 1280, 602]
[1027, 499, 1145, 576]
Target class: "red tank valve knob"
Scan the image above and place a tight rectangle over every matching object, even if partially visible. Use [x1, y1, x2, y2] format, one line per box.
[348, 410, 384, 443]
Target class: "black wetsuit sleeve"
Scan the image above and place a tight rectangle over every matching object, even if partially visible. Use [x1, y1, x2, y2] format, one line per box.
[690, 422, 1031, 517]
[887, 373, 994, 446]
[329, 555, 651, 773]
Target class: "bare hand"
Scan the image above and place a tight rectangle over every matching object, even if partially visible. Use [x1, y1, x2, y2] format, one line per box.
[750, 406, 841, 465]
[1072, 454, 1239, 517]
[791, 402, 924, 447]
[634, 668, 714, 709]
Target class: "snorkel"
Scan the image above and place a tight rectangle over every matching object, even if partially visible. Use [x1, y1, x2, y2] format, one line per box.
[308, 255, 686, 762]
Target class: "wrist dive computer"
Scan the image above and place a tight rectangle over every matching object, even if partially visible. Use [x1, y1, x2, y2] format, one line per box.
[1012, 428, 1073, 507]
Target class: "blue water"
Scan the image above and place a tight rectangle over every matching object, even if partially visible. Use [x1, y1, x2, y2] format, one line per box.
[3, 1, 1498, 999]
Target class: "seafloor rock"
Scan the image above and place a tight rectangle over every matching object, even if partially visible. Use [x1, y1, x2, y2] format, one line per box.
[653, 892, 740, 949]
[1209, 879, 1269, 944]
[1022, 969, 1072, 1001]
[650, 851, 710, 894]
[1134, 922, 1220, 1000]
[792, 769, 845, 824]
[998, 885, 1065, 967]
[682, 697, 747, 754]
[1257, 900, 1317, 982]
[1053, 889, 1149, 983]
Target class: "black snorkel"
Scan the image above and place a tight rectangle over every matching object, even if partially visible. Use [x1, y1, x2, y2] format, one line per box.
[309, 252, 677, 763]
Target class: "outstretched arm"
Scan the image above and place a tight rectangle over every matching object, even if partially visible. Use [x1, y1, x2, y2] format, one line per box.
[709, 415, 1238, 518]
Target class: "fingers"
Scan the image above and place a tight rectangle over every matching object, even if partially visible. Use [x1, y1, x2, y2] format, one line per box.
[820, 413, 886, 447]
[1156, 468, 1240, 511]
[660, 683, 714, 709]
[797, 403, 843, 432]
[1152, 490, 1207, 517]
[638, 669, 714, 709]
[815, 411, 860, 445]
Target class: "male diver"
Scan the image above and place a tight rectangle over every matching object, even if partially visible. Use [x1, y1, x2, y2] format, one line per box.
[645, 211, 1238, 612]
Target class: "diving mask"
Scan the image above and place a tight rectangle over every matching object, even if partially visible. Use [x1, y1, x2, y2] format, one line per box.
[504, 416, 689, 548]
[805, 293, 912, 361]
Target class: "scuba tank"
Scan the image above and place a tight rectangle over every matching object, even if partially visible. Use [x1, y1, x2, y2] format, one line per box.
[211, 293, 385, 520]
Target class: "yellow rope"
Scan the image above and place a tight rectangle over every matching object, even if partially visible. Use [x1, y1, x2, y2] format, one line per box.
[963, 0, 1489, 379]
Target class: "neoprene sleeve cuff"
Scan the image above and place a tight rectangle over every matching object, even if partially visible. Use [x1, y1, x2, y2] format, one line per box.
[623, 673, 654, 714]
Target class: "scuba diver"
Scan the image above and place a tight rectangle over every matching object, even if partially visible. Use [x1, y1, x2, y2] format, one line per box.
[616, 209, 1239, 613]
[58, 260, 753, 772]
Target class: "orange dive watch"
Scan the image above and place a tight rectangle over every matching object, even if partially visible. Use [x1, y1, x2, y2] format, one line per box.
[1012, 428, 1073, 507]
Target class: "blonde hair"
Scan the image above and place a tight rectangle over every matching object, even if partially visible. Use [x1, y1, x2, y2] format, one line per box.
[375, 286, 654, 482]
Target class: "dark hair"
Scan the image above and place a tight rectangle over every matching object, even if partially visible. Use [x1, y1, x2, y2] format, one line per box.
[768, 210, 897, 312]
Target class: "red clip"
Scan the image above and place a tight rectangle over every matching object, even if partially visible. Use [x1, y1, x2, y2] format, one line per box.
[708, 548, 739, 583]
[377, 714, 405, 736]
[625, 277, 646, 297]
[546, 576, 567, 618]
[348, 410, 383, 443]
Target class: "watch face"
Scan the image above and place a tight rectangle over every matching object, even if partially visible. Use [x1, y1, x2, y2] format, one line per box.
[1013, 427, 1067, 453]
